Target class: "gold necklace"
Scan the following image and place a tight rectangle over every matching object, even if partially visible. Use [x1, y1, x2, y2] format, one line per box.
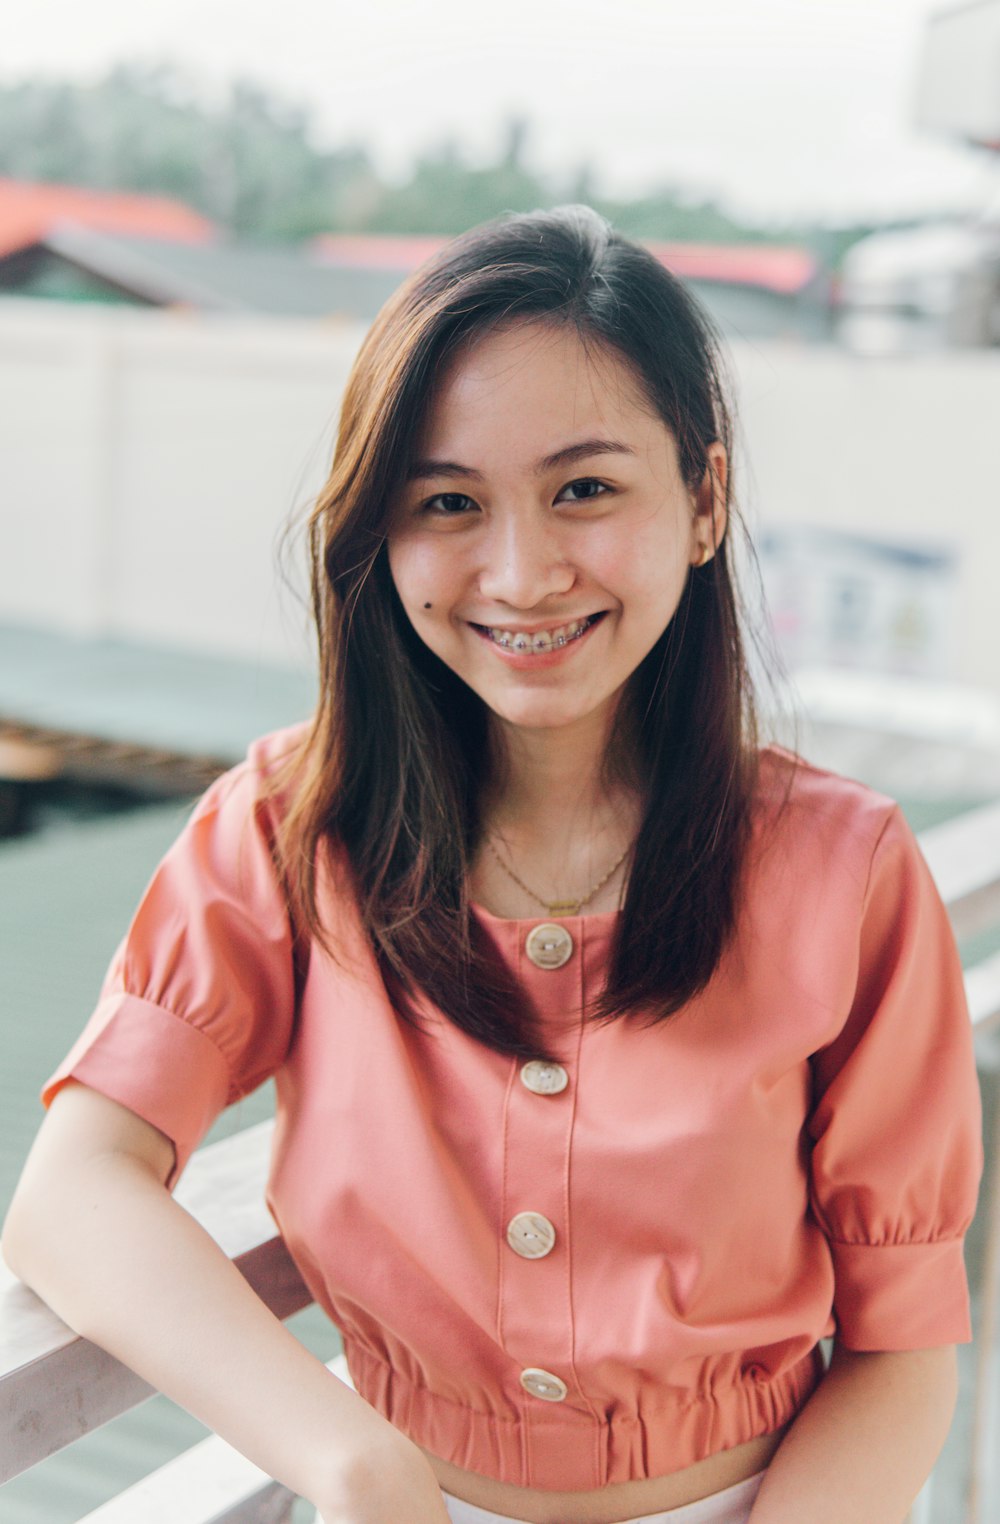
[485, 835, 632, 916]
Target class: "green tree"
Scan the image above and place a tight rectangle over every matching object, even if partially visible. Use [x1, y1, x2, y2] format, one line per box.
[0, 64, 888, 265]
[0, 64, 376, 240]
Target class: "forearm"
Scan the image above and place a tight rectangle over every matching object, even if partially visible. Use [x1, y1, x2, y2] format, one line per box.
[3, 1148, 420, 1512]
[748, 1342, 958, 1523]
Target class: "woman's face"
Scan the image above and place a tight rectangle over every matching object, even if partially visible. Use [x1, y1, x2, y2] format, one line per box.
[387, 320, 727, 742]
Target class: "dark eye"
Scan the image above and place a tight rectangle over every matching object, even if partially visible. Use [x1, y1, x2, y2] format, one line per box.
[423, 492, 475, 515]
[557, 478, 609, 503]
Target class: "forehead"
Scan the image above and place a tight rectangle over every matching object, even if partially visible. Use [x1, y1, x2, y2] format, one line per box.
[420, 320, 661, 455]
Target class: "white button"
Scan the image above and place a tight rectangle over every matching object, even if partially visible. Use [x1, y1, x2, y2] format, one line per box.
[520, 1367, 568, 1402]
[525, 922, 574, 970]
[520, 1060, 569, 1096]
[506, 1211, 556, 1259]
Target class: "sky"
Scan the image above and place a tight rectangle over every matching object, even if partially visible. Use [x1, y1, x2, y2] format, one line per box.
[5, 0, 999, 225]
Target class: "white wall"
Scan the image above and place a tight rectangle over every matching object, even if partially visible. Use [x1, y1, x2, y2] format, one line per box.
[914, 0, 1000, 145]
[0, 301, 364, 667]
[1, 300, 998, 696]
[733, 342, 1000, 697]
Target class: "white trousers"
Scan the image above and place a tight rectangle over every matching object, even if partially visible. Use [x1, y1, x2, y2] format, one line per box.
[440, 1469, 765, 1524]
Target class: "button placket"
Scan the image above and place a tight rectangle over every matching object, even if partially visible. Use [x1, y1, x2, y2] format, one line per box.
[497, 920, 584, 1378]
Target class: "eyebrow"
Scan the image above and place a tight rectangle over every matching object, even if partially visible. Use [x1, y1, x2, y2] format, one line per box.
[406, 437, 637, 483]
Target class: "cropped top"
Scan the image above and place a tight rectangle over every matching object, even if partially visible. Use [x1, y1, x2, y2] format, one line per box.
[42, 727, 983, 1491]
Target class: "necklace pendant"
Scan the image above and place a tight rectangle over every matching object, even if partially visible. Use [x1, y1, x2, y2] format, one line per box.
[545, 899, 581, 916]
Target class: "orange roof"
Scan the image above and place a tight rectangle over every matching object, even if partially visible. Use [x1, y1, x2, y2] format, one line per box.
[312, 231, 817, 295]
[645, 240, 818, 295]
[0, 178, 217, 260]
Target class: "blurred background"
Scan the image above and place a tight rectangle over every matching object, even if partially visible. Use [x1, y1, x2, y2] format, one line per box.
[1, 1, 999, 1520]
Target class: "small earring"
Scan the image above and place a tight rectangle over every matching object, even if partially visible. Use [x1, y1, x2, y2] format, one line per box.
[692, 544, 711, 568]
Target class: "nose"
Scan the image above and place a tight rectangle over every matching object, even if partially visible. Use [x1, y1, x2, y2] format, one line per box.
[477, 507, 577, 609]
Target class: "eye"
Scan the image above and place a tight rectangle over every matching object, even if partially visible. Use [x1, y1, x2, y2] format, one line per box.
[556, 477, 610, 503]
[421, 492, 477, 516]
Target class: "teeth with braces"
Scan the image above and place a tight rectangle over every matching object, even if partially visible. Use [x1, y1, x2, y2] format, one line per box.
[484, 616, 594, 652]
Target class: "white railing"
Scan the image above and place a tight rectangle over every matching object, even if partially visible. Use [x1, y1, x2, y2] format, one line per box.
[920, 802, 1000, 1523]
[2, 800, 999, 1522]
[0, 1124, 310, 1521]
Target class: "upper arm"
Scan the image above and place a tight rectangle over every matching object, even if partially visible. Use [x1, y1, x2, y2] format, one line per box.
[808, 806, 982, 1350]
[3, 1081, 175, 1274]
[30, 1079, 177, 1183]
[38, 756, 299, 1188]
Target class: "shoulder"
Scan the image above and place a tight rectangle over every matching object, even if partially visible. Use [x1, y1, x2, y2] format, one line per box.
[191, 722, 312, 833]
[748, 747, 912, 914]
[150, 722, 318, 918]
[199, 721, 359, 931]
[243, 721, 313, 779]
[756, 746, 900, 854]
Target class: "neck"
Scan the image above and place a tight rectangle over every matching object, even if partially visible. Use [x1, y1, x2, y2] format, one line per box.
[473, 711, 641, 918]
[482, 705, 641, 863]
[487, 709, 613, 824]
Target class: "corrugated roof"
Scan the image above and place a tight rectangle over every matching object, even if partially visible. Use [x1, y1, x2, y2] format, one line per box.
[0, 182, 819, 297]
[645, 240, 818, 294]
[0, 177, 216, 259]
[2, 226, 404, 316]
[312, 231, 819, 294]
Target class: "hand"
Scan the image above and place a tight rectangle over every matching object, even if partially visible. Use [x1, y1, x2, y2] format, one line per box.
[316, 1429, 453, 1524]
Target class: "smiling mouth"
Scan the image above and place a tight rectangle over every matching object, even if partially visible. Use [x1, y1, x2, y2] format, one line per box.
[471, 613, 605, 652]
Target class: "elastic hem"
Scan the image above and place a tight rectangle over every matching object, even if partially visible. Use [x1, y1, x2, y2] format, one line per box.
[342, 1340, 822, 1490]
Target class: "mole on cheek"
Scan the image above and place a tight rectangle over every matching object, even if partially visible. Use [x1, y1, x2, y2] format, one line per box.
[423, 602, 432, 610]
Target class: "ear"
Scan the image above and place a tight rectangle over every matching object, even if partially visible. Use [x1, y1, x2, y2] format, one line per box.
[690, 442, 728, 567]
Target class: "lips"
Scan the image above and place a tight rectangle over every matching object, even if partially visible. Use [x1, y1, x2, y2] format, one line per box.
[472, 614, 603, 652]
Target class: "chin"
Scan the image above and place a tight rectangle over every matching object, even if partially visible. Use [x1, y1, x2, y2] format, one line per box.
[489, 697, 609, 733]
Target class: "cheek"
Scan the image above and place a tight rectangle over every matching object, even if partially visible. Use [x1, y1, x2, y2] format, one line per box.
[596, 536, 689, 619]
[596, 558, 690, 661]
[387, 540, 447, 614]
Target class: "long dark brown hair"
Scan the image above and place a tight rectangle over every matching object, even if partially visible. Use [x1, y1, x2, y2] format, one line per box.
[276, 204, 763, 1059]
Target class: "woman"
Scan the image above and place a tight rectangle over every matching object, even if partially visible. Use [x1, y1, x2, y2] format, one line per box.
[3, 206, 983, 1524]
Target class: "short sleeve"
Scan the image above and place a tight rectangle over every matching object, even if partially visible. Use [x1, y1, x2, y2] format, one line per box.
[42, 751, 298, 1186]
[807, 804, 983, 1350]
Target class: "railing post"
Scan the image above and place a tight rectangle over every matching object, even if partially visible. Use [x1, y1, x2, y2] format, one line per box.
[969, 1070, 1000, 1523]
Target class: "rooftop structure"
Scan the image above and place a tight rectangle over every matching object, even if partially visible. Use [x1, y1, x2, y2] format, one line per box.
[0, 179, 831, 339]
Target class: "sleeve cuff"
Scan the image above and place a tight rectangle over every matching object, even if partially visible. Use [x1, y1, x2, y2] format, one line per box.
[829, 1238, 973, 1349]
[41, 994, 232, 1187]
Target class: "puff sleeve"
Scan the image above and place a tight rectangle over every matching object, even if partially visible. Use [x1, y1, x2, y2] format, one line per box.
[41, 752, 298, 1187]
[807, 804, 983, 1350]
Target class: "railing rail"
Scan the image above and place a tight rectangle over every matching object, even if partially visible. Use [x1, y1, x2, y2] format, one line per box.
[0, 1124, 308, 1486]
[2, 800, 1000, 1522]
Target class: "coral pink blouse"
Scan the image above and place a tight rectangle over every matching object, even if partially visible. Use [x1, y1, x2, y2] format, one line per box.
[43, 729, 983, 1491]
